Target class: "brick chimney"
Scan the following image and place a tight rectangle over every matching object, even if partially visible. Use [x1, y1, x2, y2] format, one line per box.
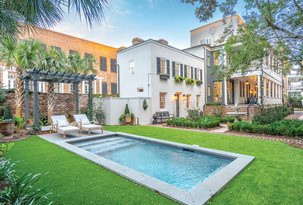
[157, 39, 168, 45]
[132, 37, 144, 45]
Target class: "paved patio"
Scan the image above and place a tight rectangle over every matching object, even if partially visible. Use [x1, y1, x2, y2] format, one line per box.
[39, 130, 113, 144]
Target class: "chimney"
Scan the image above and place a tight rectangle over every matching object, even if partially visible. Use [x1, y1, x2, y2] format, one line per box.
[132, 37, 144, 45]
[158, 39, 168, 45]
[118, 46, 126, 52]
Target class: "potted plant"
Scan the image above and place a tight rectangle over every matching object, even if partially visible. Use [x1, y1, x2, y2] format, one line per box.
[0, 105, 15, 136]
[119, 104, 135, 125]
[159, 73, 169, 80]
[174, 75, 184, 83]
[196, 80, 202, 85]
[185, 78, 194, 85]
[143, 99, 148, 110]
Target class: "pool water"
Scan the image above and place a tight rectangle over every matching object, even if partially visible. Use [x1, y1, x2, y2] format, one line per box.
[71, 136, 234, 191]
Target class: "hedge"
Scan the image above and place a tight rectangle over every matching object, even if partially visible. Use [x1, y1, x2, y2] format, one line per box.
[228, 120, 303, 137]
[167, 116, 220, 129]
[253, 106, 293, 125]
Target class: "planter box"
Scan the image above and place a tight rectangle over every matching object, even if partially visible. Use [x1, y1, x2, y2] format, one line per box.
[160, 74, 169, 80]
[0, 121, 15, 136]
[196, 80, 202, 86]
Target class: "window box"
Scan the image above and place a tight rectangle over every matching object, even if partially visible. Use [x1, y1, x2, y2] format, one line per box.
[160, 73, 169, 80]
[196, 80, 202, 86]
[185, 78, 194, 85]
[174, 75, 184, 83]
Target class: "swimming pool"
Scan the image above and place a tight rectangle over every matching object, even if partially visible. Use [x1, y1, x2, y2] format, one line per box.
[59, 133, 254, 205]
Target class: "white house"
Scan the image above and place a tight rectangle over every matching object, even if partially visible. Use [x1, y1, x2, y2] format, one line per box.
[118, 38, 205, 118]
[185, 15, 283, 106]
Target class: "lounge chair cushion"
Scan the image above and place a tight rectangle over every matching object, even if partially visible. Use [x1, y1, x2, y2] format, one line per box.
[81, 124, 101, 130]
[58, 126, 79, 134]
[81, 118, 90, 125]
[57, 119, 69, 127]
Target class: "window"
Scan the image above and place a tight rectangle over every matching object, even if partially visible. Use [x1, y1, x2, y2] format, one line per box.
[84, 53, 93, 68]
[100, 57, 107, 71]
[110, 58, 117, 73]
[174, 62, 180, 76]
[207, 86, 211, 97]
[159, 92, 166, 109]
[214, 51, 220, 66]
[54, 83, 60, 93]
[39, 82, 44, 93]
[186, 66, 191, 78]
[7, 71, 16, 89]
[102, 82, 108, 95]
[137, 88, 144, 92]
[84, 82, 89, 94]
[160, 58, 167, 74]
[51, 46, 61, 51]
[111, 83, 117, 94]
[129, 60, 135, 74]
[186, 95, 191, 108]
[70, 84, 74, 94]
[207, 56, 211, 67]
[196, 95, 200, 107]
[213, 82, 222, 102]
[69, 50, 77, 55]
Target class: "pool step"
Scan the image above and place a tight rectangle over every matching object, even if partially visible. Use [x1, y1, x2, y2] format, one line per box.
[82, 139, 133, 152]
[88, 141, 136, 155]
[75, 137, 123, 148]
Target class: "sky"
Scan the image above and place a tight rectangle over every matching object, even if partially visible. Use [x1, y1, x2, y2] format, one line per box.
[53, 0, 246, 49]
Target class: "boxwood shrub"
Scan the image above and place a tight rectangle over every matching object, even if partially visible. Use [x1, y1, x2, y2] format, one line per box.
[167, 115, 220, 129]
[252, 106, 293, 125]
[228, 120, 303, 137]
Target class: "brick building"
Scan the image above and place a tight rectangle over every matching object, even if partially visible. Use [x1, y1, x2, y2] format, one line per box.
[0, 27, 118, 95]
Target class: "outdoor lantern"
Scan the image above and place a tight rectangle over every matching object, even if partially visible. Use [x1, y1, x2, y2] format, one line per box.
[182, 94, 186, 101]
[173, 95, 178, 101]
[245, 80, 249, 85]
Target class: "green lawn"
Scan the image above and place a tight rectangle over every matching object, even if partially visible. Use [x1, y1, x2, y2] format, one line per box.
[7, 126, 303, 205]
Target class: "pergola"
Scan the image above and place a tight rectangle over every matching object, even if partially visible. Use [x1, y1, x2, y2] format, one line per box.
[22, 69, 96, 130]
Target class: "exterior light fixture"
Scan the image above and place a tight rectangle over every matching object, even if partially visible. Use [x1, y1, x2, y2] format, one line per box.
[182, 94, 186, 101]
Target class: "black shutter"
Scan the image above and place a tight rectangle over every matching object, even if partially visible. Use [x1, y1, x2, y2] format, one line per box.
[166, 60, 170, 77]
[100, 57, 107, 71]
[172, 61, 175, 77]
[111, 83, 117, 94]
[200, 70, 203, 83]
[110, 59, 117, 73]
[195, 68, 197, 80]
[184, 65, 187, 78]
[191, 67, 193, 79]
[180, 64, 183, 77]
[157, 57, 160, 74]
[102, 82, 108, 95]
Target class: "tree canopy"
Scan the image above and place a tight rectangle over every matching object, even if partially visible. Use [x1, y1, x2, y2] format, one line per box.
[183, 0, 303, 72]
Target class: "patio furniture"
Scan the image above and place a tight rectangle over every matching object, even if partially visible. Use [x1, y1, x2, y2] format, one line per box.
[153, 111, 174, 124]
[51, 115, 80, 138]
[73, 114, 103, 135]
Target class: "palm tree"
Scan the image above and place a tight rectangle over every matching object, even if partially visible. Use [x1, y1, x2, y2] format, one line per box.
[0, 37, 44, 116]
[40, 47, 68, 122]
[67, 52, 96, 112]
[0, 0, 109, 37]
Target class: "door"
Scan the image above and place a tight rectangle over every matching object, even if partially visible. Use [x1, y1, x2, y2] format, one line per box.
[175, 94, 180, 117]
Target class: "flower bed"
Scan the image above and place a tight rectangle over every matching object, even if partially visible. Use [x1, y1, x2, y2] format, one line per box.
[228, 120, 303, 138]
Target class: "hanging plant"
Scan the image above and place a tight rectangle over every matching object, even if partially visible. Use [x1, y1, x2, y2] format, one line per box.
[143, 99, 148, 110]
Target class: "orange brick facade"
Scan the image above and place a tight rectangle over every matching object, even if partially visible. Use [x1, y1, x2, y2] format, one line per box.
[2, 27, 117, 95]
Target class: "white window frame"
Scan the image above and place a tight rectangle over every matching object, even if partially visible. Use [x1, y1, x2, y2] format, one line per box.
[159, 92, 166, 109]
[129, 60, 135, 74]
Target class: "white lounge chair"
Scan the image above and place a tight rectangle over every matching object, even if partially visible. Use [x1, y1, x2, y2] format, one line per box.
[51, 115, 80, 138]
[73, 114, 103, 135]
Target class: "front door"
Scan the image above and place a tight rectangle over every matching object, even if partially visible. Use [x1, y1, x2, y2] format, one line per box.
[175, 94, 180, 117]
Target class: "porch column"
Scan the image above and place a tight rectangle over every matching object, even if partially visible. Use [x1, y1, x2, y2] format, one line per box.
[75, 81, 79, 114]
[268, 80, 271, 98]
[258, 74, 262, 105]
[87, 79, 93, 121]
[24, 79, 30, 125]
[33, 76, 40, 131]
[223, 78, 228, 105]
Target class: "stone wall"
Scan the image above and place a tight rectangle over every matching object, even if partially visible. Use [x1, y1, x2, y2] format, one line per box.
[4, 92, 88, 118]
[204, 104, 282, 121]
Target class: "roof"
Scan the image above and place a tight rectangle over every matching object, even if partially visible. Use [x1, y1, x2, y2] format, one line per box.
[117, 39, 204, 61]
[190, 14, 245, 33]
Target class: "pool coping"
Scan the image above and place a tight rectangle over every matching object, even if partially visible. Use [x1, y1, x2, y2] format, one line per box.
[48, 132, 255, 205]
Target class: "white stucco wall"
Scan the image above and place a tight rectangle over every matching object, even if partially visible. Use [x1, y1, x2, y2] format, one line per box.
[118, 40, 205, 118]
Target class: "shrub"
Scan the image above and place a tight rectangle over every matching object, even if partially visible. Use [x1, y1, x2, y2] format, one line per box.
[14, 116, 25, 128]
[124, 104, 130, 115]
[198, 116, 220, 128]
[221, 116, 235, 123]
[143, 99, 148, 110]
[167, 116, 220, 129]
[0, 89, 6, 104]
[93, 100, 106, 125]
[253, 106, 293, 125]
[187, 108, 203, 120]
[205, 102, 222, 106]
[229, 120, 303, 137]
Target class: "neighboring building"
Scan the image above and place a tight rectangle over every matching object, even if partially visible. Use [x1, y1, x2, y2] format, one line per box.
[118, 38, 205, 118]
[287, 65, 303, 98]
[0, 27, 118, 95]
[185, 14, 283, 106]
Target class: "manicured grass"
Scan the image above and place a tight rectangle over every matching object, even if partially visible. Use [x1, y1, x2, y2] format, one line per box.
[7, 126, 303, 204]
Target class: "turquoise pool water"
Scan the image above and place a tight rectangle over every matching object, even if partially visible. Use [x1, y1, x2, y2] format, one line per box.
[71, 135, 234, 191]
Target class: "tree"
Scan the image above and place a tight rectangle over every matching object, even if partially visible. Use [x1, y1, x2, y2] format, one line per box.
[182, 0, 303, 72]
[67, 52, 96, 112]
[0, 0, 109, 37]
[0, 37, 44, 116]
[40, 47, 68, 122]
